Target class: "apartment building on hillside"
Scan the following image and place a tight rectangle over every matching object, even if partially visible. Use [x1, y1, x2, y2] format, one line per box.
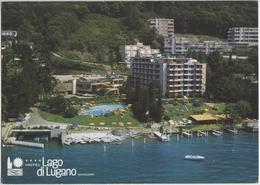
[119, 42, 161, 68]
[148, 18, 175, 37]
[227, 27, 258, 46]
[2, 30, 17, 38]
[130, 56, 206, 98]
[164, 37, 231, 56]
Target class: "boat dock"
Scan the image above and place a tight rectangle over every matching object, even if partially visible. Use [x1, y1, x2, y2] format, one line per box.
[153, 131, 169, 142]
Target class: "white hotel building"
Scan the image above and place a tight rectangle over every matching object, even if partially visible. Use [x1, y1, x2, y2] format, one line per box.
[130, 56, 206, 98]
[227, 27, 258, 46]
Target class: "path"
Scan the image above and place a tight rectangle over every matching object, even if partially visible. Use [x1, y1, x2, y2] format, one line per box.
[51, 52, 112, 72]
[21, 108, 67, 129]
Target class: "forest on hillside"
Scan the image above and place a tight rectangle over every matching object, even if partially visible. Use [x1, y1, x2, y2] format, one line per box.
[2, 2, 258, 65]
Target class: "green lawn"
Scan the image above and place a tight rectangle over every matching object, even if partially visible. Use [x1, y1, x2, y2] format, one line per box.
[39, 110, 142, 127]
[164, 99, 226, 121]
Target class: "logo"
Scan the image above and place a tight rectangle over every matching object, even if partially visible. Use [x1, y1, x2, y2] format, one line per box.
[7, 157, 23, 176]
[36, 158, 77, 178]
[7, 156, 93, 178]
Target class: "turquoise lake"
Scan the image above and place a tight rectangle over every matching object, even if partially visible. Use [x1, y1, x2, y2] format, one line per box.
[2, 131, 258, 183]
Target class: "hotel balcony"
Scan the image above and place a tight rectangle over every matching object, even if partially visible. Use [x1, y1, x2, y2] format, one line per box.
[183, 83, 193, 86]
[168, 89, 183, 93]
[183, 78, 194, 81]
[173, 78, 183, 82]
[169, 68, 183, 71]
[173, 73, 184, 76]
[173, 84, 183, 87]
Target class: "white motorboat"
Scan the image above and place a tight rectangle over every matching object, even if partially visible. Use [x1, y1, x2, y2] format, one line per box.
[212, 131, 222, 136]
[184, 155, 205, 161]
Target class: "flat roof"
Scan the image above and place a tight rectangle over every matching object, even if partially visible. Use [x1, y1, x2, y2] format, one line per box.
[190, 114, 229, 122]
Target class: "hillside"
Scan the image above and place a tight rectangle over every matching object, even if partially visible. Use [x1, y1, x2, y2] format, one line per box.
[2, 2, 258, 69]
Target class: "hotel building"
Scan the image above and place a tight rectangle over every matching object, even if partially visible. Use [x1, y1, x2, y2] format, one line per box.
[227, 27, 258, 46]
[130, 56, 206, 98]
[119, 42, 161, 68]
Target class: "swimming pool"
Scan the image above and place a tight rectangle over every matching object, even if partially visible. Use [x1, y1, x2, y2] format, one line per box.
[78, 104, 128, 116]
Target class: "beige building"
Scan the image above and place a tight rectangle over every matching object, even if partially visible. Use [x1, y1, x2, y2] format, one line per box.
[119, 42, 161, 68]
[148, 18, 174, 37]
[130, 56, 206, 98]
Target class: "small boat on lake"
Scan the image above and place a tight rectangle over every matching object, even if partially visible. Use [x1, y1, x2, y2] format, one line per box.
[212, 130, 223, 136]
[184, 155, 205, 161]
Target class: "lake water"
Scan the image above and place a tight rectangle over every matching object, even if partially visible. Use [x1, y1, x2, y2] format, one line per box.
[78, 104, 127, 116]
[2, 131, 258, 183]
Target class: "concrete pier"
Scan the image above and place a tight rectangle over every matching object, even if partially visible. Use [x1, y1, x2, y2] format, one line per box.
[10, 140, 44, 148]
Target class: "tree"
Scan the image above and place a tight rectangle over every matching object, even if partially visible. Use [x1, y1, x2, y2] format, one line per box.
[154, 92, 164, 123]
[236, 100, 252, 118]
[42, 95, 70, 114]
[148, 82, 157, 120]
[225, 100, 252, 121]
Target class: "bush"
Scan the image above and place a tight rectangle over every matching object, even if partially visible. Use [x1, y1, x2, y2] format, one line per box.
[191, 98, 203, 107]
[163, 114, 171, 121]
[63, 107, 78, 118]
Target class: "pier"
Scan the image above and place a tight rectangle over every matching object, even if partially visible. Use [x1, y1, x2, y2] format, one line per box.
[153, 131, 169, 142]
[6, 137, 44, 148]
[10, 140, 44, 148]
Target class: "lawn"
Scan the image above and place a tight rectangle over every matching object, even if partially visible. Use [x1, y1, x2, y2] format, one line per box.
[39, 110, 142, 127]
[164, 99, 226, 121]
